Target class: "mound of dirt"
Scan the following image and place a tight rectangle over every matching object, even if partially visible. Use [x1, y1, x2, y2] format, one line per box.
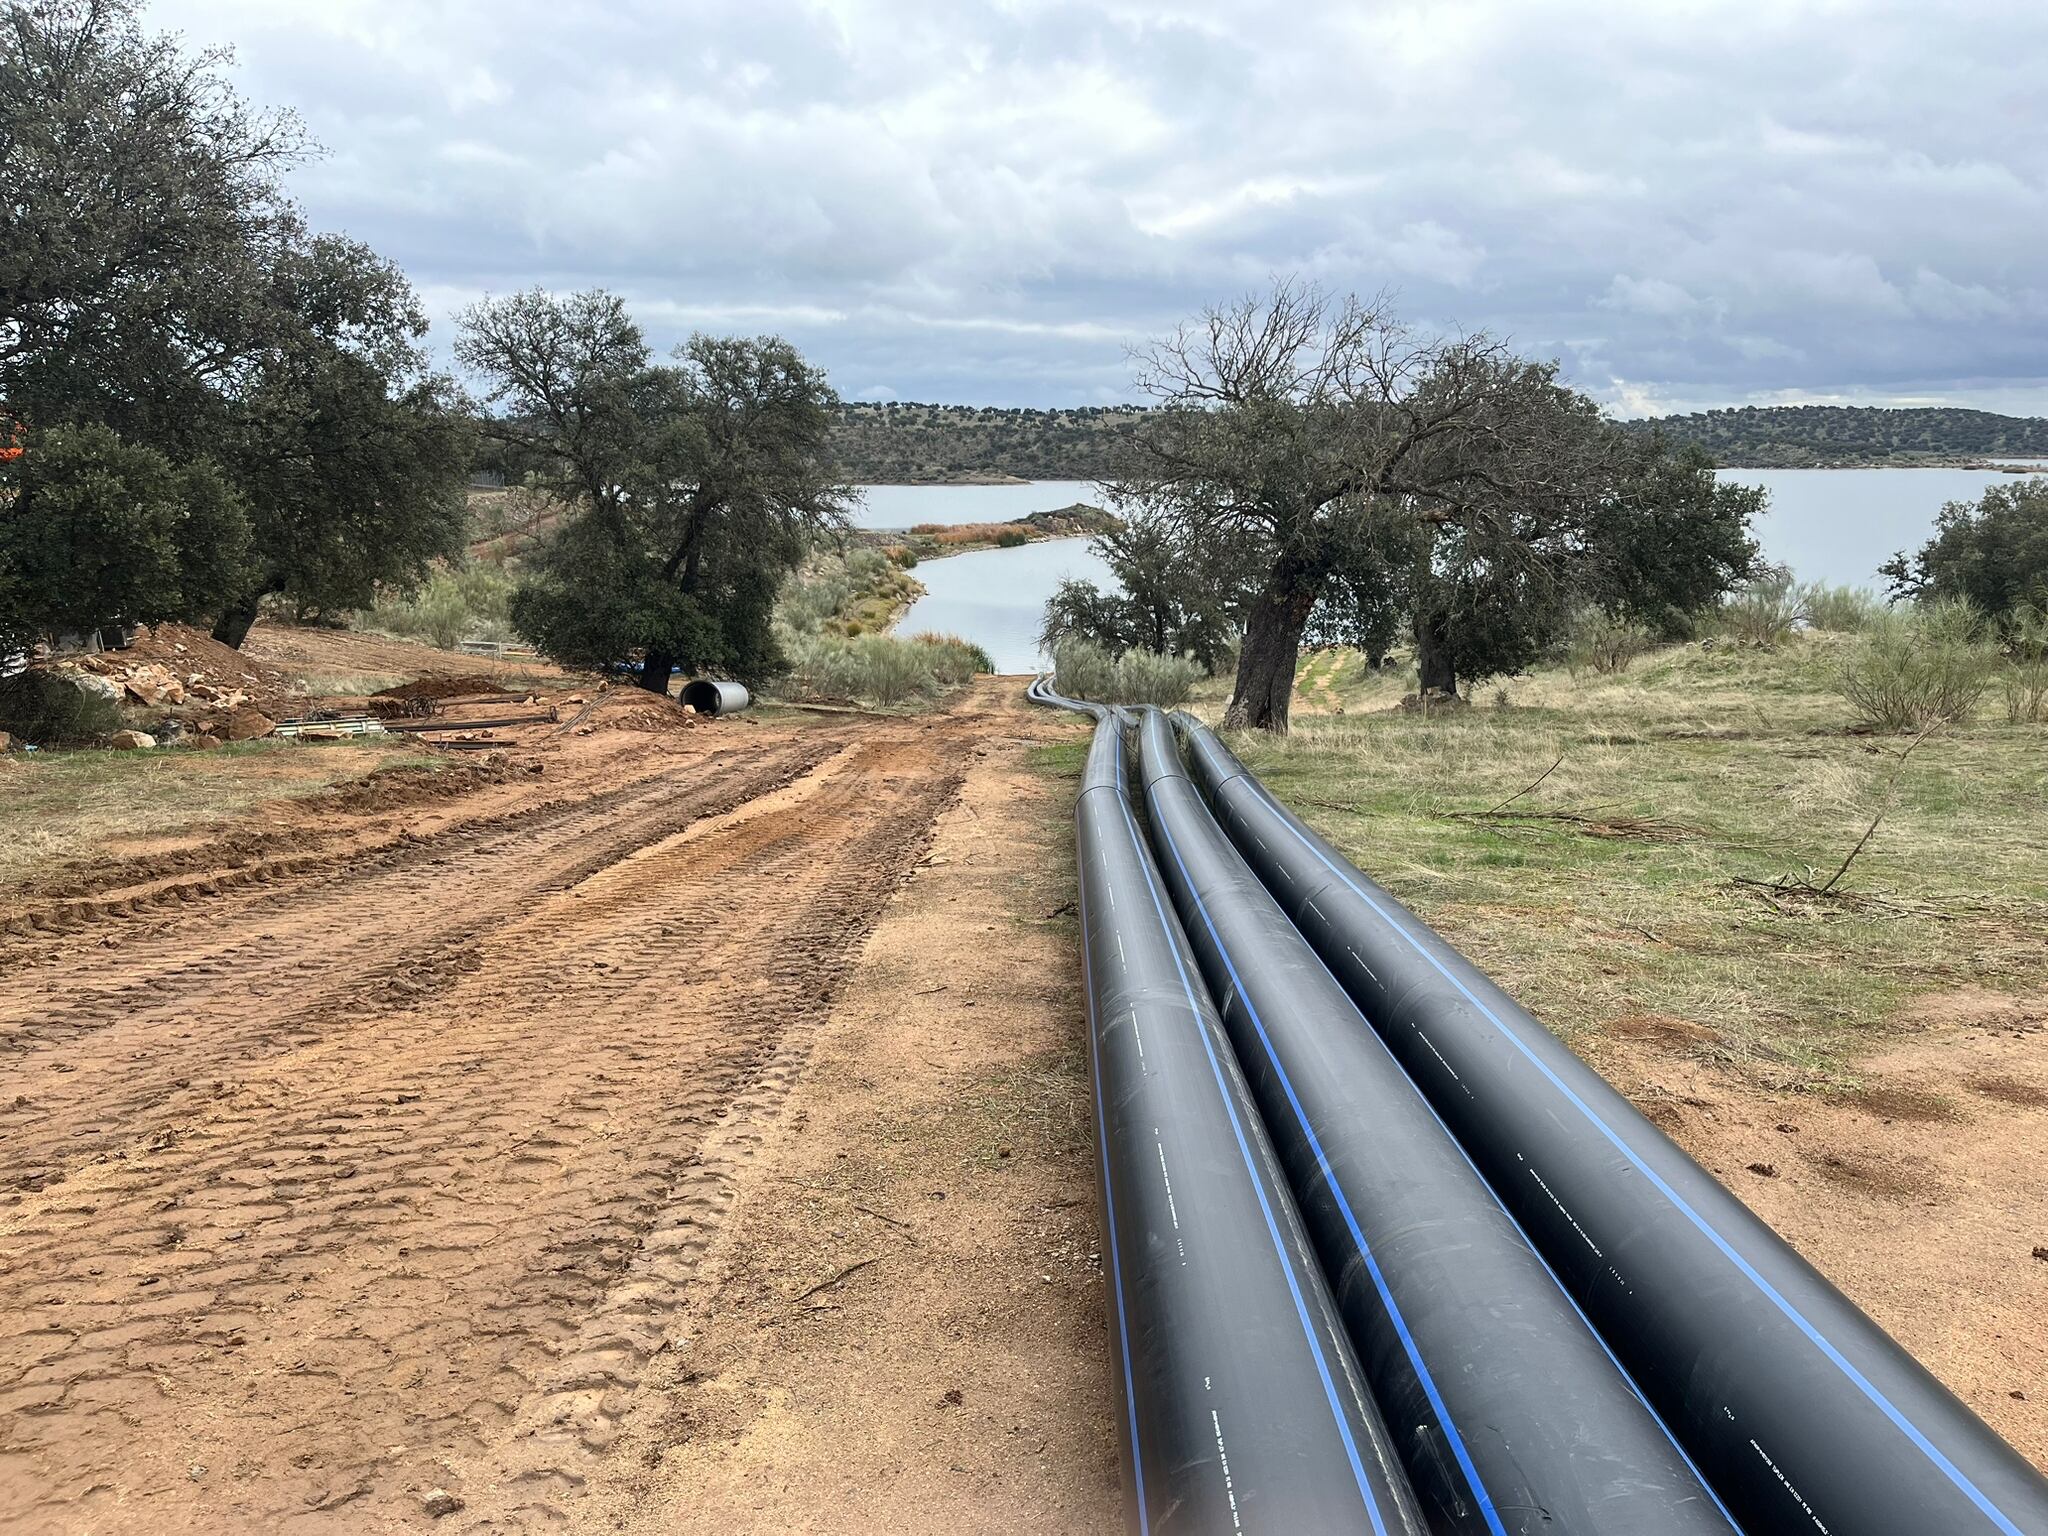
[577, 690, 699, 735]
[67, 622, 290, 715]
[373, 674, 512, 702]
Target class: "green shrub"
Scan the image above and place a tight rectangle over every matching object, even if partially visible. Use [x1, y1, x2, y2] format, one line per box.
[1114, 647, 1203, 706]
[1716, 572, 1805, 647]
[2000, 602, 2048, 724]
[361, 565, 514, 649]
[909, 631, 994, 684]
[0, 670, 125, 746]
[1838, 599, 1996, 730]
[1051, 638, 1117, 702]
[1052, 638, 1201, 706]
[1563, 606, 1655, 675]
[885, 545, 918, 569]
[1798, 582, 1886, 633]
[776, 628, 988, 706]
[995, 527, 1030, 549]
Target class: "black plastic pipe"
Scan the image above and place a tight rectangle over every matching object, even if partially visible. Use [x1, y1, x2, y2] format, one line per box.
[1173, 712, 2048, 1536]
[1056, 692, 1426, 1534]
[1132, 710, 1738, 1536]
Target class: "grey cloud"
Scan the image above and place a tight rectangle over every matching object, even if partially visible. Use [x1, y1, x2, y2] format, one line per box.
[151, 0, 2048, 413]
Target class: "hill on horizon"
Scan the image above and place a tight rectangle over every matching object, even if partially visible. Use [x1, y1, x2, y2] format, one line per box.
[827, 401, 2047, 484]
[1623, 404, 2048, 467]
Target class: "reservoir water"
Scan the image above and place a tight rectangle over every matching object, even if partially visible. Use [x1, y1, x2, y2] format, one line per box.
[895, 537, 1115, 673]
[870, 468, 2041, 675]
[1739, 467, 2040, 589]
[853, 480, 1101, 531]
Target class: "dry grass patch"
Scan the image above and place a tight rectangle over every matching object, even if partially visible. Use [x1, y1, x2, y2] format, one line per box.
[0, 739, 434, 891]
[1195, 636, 2048, 1088]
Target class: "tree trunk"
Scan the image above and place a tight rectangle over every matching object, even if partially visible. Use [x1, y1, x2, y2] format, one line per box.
[211, 594, 264, 650]
[638, 648, 676, 695]
[1223, 564, 1322, 733]
[1414, 608, 1458, 697]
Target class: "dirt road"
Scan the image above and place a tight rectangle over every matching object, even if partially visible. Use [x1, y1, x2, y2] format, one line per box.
[7, 668, 2036, 1531]
[0, 682, 1118, 1533]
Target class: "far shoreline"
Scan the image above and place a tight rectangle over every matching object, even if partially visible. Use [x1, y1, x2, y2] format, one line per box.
[847, 460, 2045, 486]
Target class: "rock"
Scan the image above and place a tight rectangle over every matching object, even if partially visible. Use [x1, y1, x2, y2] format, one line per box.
[108, 729, 156, 750]
[0, 731, 10, 753]
[220, 704, 275, 742]
[422, 1488, 464, 1518]
[184, 734, 222, 750]
[121, 663, 186, 706]
[56, 667, 122, 703]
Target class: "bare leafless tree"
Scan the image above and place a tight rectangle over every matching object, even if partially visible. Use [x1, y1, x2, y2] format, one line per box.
[1114, 280, 1611, 731]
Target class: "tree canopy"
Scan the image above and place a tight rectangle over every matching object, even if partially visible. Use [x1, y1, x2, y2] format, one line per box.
[1105, 284, 1765, 725]
[0, 0, 471, 649]
[0, 422, 249, 652]
[456, 289, 851, 690]
[1397, 434, 1761, 695]
[1118, 284, 1637, 727]
[1881, 479, 2048, 621]
[1037, 506, 1245, 672]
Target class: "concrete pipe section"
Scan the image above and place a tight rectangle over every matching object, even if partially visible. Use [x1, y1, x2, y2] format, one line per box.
[680, 679, 750, 716]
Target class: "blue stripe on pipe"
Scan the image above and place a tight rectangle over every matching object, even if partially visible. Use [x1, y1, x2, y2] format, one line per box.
[1182, 724, 1743, 1531]
[1336, 954, 1748, 1534]
[1146, 794, 1508, 1536]
[1242, 772, 2027, 1536]
[1108, 751, 1394, 1535]
[1076, 845, 1150, 1533]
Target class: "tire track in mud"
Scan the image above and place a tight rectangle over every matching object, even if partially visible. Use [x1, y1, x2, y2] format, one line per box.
[0, 717, 967, 1534]
[0, 734, 847, 1177]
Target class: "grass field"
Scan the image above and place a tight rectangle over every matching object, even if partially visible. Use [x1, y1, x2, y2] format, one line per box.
[0, 738, 436, 889]
[1061, 635, 2048, 1092]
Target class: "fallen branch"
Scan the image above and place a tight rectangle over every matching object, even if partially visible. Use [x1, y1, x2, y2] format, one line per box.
[1446, 806, 1703, 843]
[1744, 720, 1947, 901]
[1488, 752, 1565, 814]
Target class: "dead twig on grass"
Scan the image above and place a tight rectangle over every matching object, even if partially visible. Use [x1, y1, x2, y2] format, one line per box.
[1731, 721, 1946, 906]
[1446, 806, 1704, 844]
[1442, 753, 1702, 843]
[1488, 752, 1565, 813]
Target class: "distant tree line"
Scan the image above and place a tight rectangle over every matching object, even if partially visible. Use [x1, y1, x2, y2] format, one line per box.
[829, 400, 2048, 485]
[828, 402, 1147, 483]
[1621, 405, 2048, 468]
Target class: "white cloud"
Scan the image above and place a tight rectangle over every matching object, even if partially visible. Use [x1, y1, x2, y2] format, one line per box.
[147, 0, 2048, 410]
[1602, 277, 1699, 318]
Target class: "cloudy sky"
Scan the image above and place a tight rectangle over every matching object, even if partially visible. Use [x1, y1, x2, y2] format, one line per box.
[154, 0, 2047, 415]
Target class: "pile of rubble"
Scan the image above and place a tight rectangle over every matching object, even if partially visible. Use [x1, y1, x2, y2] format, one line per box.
[51, 623, 291, 748]
[568, 689, 702, 737]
